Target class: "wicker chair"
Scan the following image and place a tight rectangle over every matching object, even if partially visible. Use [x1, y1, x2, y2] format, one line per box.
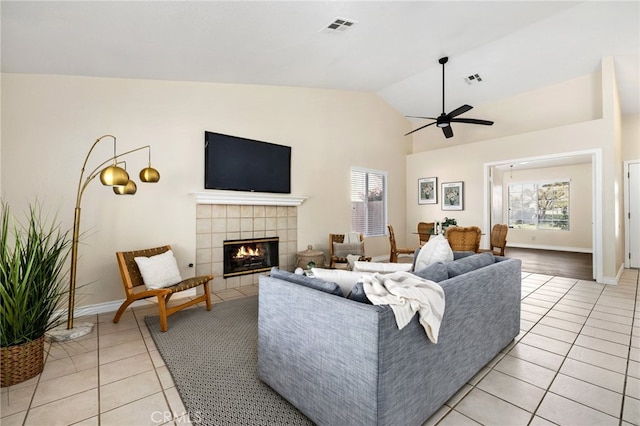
[113, 245, 213, 332]
[388, 225, 415, 263]
[482, 224, 508, 256]
[328, 233, 371, 268]
[417, 222, 435, 245]
[445, 226, 482, 253]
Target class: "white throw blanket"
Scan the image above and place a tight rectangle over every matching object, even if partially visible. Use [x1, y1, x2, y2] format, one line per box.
[362, 271, 445, 344]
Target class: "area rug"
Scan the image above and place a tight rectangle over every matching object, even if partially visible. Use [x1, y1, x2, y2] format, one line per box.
[145, 296, 313, 425]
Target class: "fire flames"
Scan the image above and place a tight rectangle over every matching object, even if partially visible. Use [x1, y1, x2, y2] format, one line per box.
[234, 245, 261, 258]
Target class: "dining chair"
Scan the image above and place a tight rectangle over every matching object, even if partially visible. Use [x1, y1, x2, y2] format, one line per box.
[417, 222, 435, 245]
[445, 226, 482, 253]
[482, 224, 508, 256]
[388, 225, 415, 263]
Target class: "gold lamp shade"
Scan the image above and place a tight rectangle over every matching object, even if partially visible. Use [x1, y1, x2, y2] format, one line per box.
[113, 180, 137, 195]
[139, 167, 160, 183]
[100, 165, 129, 186]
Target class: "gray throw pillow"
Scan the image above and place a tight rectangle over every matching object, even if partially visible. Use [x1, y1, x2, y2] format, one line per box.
[412, 262, 449, 282]
[446, 252, 495, 277]
[347, 282, 372, 304]
[332, 242, 364, 257]
[270, 267, 343, 297]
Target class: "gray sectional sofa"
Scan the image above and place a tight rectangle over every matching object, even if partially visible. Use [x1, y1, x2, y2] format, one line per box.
[258, 254, 521, 426]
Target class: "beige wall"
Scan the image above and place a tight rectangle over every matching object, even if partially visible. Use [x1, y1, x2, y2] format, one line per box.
[1, 73, 410, 307]
[406, 57, 625, 283]
[501, 163, 592, 250]
[622, 114, 640, 161]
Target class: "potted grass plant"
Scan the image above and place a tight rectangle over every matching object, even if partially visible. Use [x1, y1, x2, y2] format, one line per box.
[0, 201, 71, 387]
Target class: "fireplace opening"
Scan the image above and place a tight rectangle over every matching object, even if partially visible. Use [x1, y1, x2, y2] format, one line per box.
[223, 237, 279, 278]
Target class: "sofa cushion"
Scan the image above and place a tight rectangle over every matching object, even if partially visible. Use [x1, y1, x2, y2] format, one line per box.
[332, 242, 365, 257]
[413, 235, 453, 271]
[270, 267, 343, 297]
[446, 252, 495, 277]
[311, 268, 372, 296]
[347, 282, 372, 304]
[453, 251, 476, 260]
[412, 262, 449, 282]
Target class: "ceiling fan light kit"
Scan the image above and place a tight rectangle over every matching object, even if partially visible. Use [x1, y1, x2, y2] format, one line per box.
[405, 56, 494, 138]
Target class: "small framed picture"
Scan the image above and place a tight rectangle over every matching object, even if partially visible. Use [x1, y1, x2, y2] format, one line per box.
[441, 181, 464, 210]
[418, 177, 437, 204]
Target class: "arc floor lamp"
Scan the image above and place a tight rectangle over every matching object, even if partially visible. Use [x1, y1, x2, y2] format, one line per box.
[49, 134, 160, 341]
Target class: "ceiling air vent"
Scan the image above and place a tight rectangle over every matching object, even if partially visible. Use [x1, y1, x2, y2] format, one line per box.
[465, 74, 483, 84]
[321, 17, 358, 34]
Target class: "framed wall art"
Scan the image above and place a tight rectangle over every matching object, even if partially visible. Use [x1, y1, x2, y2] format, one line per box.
[441, 181, 464, 210]
[418, 177, 437, 204]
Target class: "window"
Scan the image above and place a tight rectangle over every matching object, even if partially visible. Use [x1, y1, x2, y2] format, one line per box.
[351, 168, 387, 237]
[508, 180, 570, 230]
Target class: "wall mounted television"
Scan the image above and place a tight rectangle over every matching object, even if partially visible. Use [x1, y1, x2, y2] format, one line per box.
[204, 131, 291, 194]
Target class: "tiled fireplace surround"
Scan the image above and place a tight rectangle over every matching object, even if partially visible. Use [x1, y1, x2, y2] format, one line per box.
[194, 199, 299, 293]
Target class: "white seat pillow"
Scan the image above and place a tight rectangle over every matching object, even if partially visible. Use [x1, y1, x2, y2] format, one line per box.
[414, 235, 454, 271]
[134, 250, 183, 289]
[353, 261, 412, 274]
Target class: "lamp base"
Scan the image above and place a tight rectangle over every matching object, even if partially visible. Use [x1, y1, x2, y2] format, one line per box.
[46, 322, 94, 342]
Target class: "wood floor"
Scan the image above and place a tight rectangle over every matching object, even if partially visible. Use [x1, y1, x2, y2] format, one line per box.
[505, 247, 594, 281]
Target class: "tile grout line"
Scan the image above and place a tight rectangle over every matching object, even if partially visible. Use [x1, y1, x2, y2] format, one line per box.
[435, 272, 553, 425]
[524, 278, 608, 425]
[97, 315, 102, 426]
[618, 272, 640, 426]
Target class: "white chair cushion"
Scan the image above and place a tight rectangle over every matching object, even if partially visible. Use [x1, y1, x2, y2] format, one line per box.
[414, 235, 453, 271]
[134, 250, 183, 289]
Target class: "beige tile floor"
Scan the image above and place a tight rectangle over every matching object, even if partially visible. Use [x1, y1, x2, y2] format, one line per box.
[1, 269, 638, 426]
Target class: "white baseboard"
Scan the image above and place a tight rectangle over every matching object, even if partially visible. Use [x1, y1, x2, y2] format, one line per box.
[506, 243, 592, 253]
[58, 288, 197, 320]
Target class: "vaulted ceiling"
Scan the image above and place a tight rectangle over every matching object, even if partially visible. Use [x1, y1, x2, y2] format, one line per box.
[2, 1, 638, 126]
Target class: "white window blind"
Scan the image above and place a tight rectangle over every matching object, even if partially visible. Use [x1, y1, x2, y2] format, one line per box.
[351, 167, 387, 237]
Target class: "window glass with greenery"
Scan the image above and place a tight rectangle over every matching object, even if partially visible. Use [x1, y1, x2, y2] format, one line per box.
[351, 168, 387, 237]
[508, 180, 570, 230]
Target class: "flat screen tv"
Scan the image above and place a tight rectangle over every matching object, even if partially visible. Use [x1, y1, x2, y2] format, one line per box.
[204, 131, 291, 194]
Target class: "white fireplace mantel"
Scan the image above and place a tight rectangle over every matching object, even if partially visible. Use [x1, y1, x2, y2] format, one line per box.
[191, 191, 307, 206]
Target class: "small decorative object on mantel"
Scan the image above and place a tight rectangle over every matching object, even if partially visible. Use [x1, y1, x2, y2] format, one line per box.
[418, 177, 437, 204]
[442, 181, 464, 211]
[295, 245, 326, 271]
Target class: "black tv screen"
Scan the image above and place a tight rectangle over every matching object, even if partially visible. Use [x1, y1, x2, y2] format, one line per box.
[204, 131, 291, 193]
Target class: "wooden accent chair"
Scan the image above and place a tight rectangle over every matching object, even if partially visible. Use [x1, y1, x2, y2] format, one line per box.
[482, 224, 509, 256]
[328, 233, 371, 269]
[417, 222, 435, 245]
[388, 225, 415, 263]
[445, 226, 482, 253]
[113, 245, 213, 332]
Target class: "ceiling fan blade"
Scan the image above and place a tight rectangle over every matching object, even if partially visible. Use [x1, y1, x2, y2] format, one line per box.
[450, 118, 494, 126]
[404, 121, 437, 136]
[406, 116, 439, 120]
[447, 104, 473, 118]
[442, 126, 454, 138]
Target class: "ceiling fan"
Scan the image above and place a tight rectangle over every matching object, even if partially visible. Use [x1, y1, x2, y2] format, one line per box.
[405, 56, 494, 138]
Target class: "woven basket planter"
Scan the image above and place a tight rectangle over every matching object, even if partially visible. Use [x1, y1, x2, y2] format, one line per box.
[1, 335, 45, 387]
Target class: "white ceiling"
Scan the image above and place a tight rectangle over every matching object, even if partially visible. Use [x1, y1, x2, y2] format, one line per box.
[2, 1, 639, 124]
